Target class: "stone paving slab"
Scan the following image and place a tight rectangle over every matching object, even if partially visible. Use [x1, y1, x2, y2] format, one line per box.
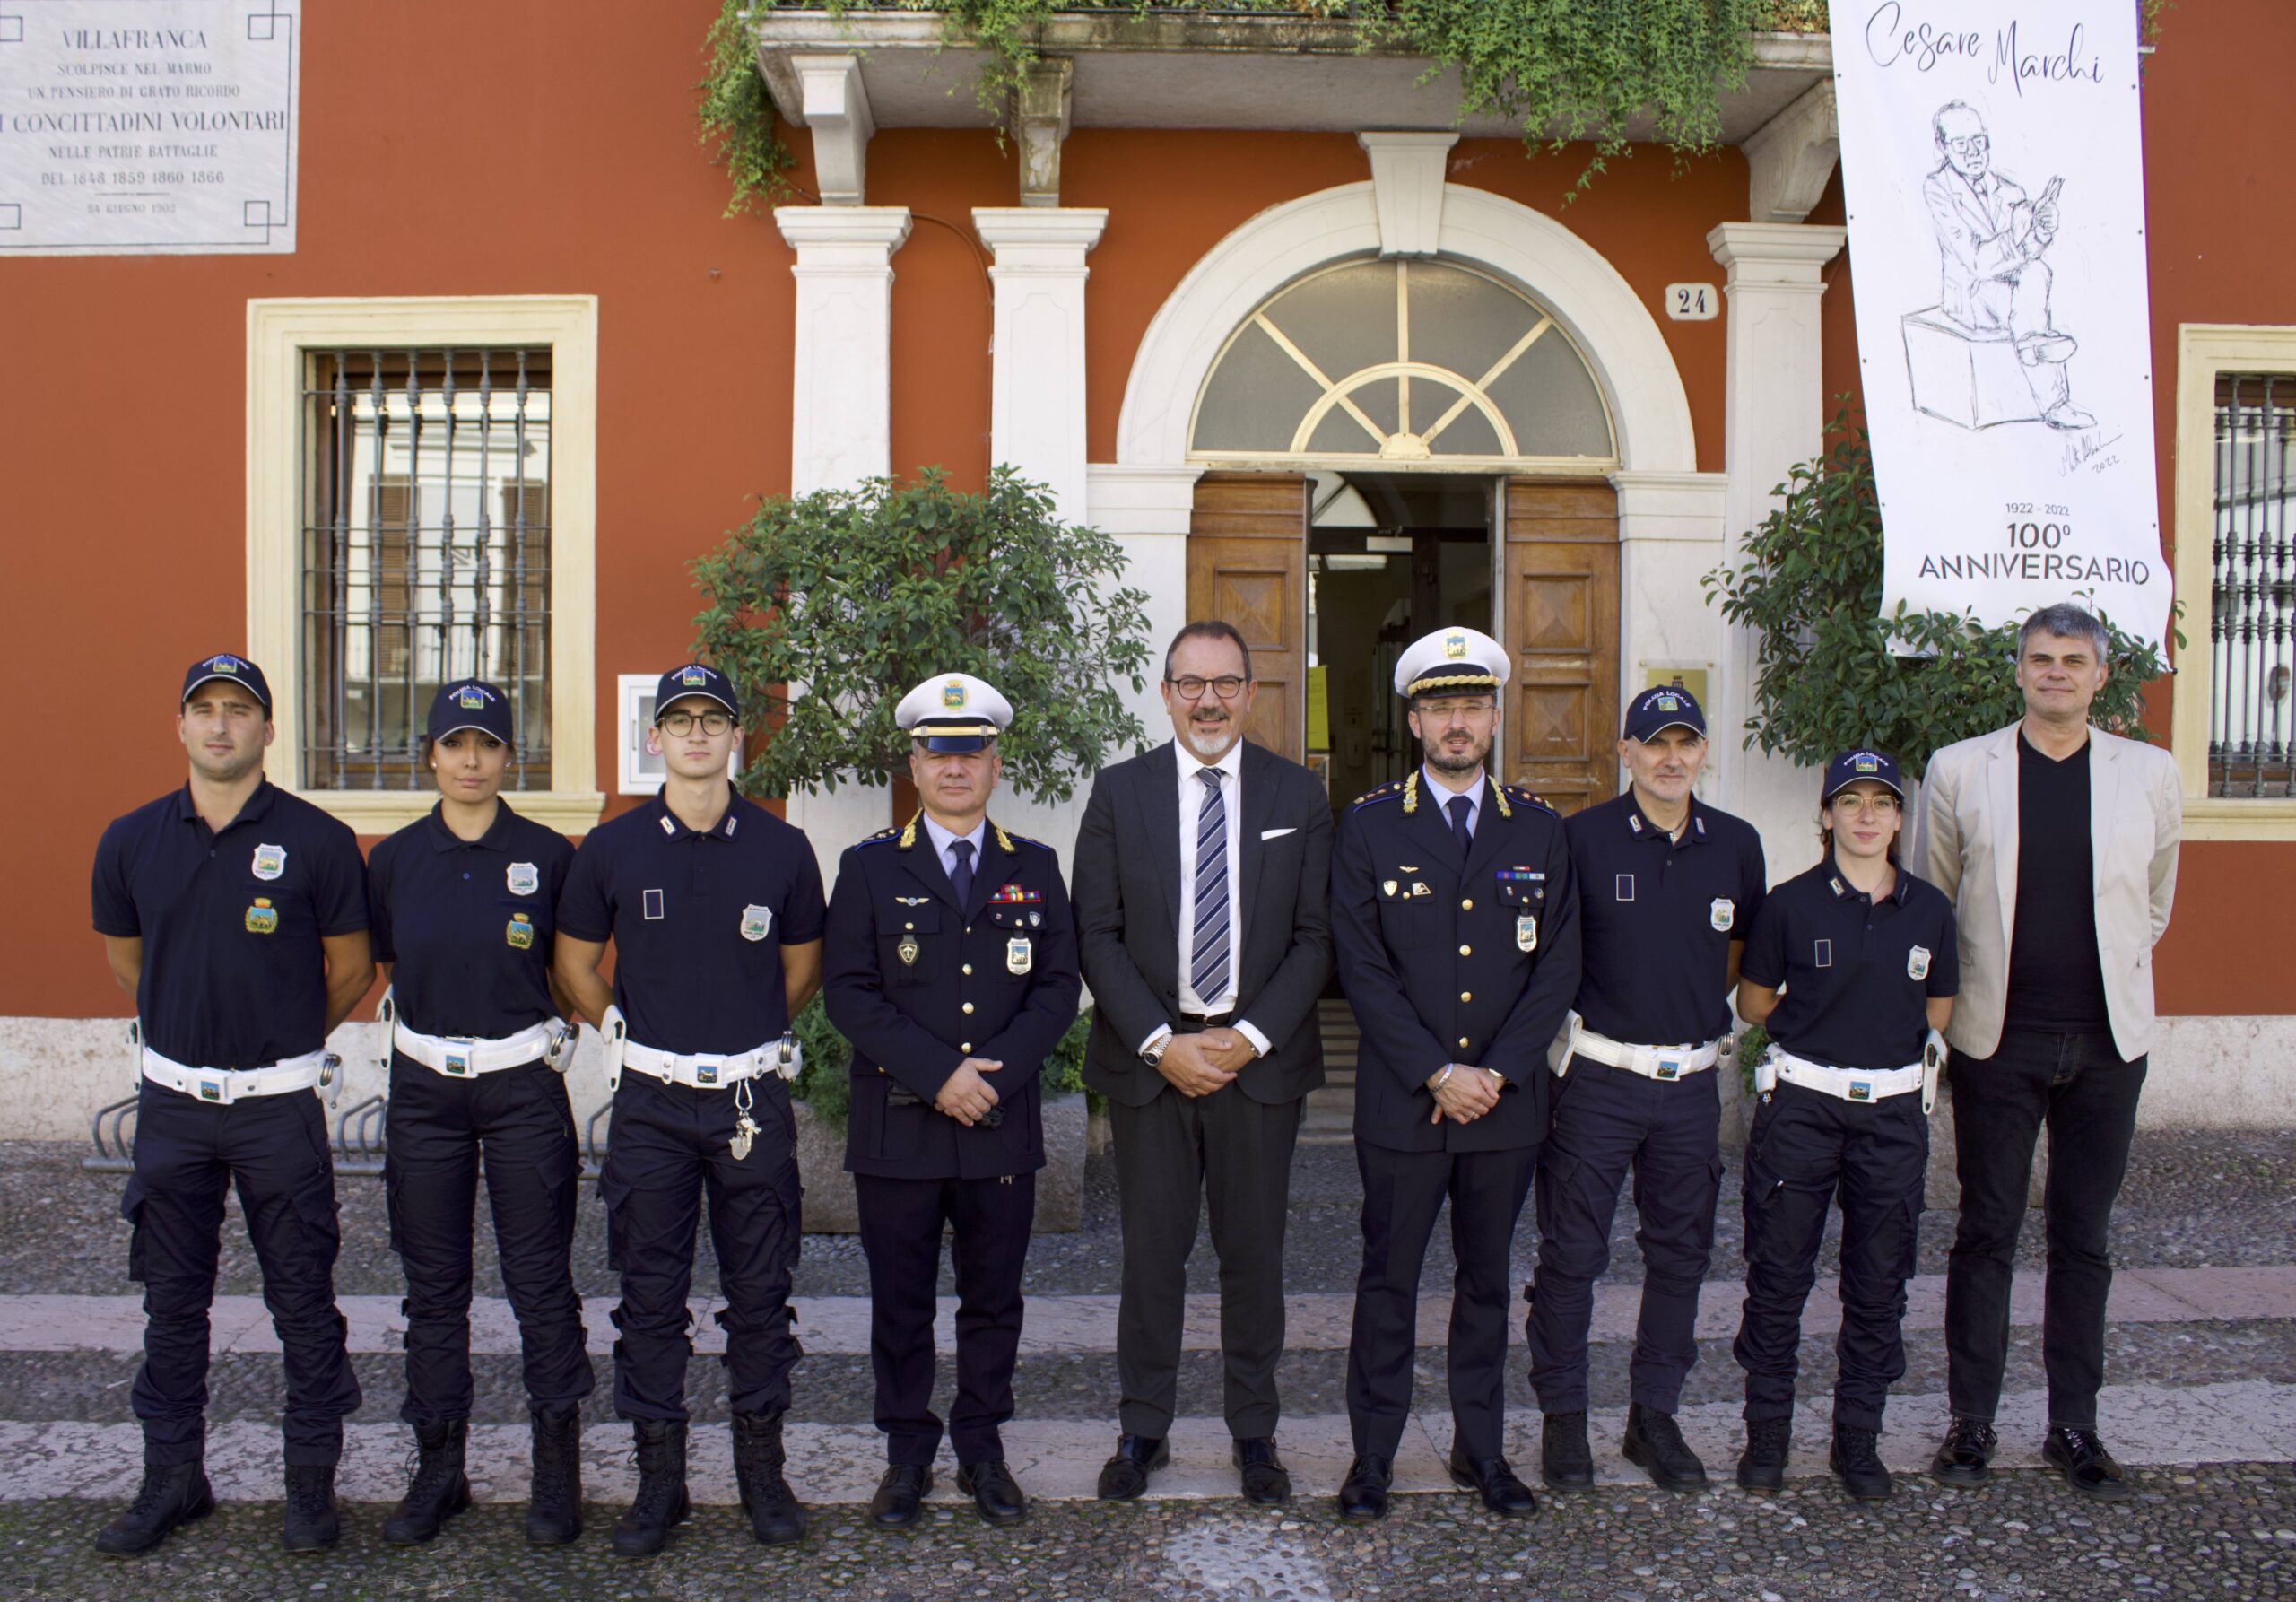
[7, 1264, 2288, 1357]
[3, 1380, 2291, 1505]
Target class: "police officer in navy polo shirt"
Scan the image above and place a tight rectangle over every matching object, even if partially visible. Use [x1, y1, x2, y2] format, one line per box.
[553, 663, 825, 1556]
[89, 654, 374, 1555]
[1732, 749, 1957, 1501]
[824, 674, 1082, 1529]
[364, 681, 588, 1547]
[1330, 627, 1580, 1522]
[1527, 685, 1765, 1494]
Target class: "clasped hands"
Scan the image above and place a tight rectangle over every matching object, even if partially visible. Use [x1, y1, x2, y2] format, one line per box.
[935, 1057, 1004, 1127]
[1425, 1063, 1503, 1125]
[1152, 1027, 1257, 1098]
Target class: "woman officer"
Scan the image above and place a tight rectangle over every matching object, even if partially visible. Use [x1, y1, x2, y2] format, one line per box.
[1729, 748, 1958, 1502]
[365, 681, 591, 1545]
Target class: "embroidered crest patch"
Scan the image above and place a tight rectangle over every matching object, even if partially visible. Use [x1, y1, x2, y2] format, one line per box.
[506, 913, 535, 951]
[1908, 945, 1932, 980]
[245, 897, 279, 935]
[251, 843, 286, 882]
[1710, 897, 1735, 932]
[507, 861, 540, 896]
[740, 903, 772, 943]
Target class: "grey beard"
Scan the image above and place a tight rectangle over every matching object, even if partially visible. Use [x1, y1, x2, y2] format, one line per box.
[1184, 722, 1236, 759]
[1424, 744, 1486, 774]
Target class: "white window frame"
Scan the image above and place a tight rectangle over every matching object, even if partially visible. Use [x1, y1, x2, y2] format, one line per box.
[2170, 324, 2296, 841]
[247, 296, 604, 833]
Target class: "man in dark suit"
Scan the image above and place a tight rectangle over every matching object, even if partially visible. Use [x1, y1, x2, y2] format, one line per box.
[1330, 626, 1580, 1521]
[824, 674, 1082, 1529]
[1074, 620, 1334, 1504]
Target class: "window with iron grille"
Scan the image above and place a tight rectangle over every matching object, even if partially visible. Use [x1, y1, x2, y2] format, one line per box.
[2211, 374, 2296, 798]
[300, 348, 552, 791]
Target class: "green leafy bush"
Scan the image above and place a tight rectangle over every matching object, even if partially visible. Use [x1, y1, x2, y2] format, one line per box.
[1703, 414, 2173, 778]
[691, 466, 1151, 805]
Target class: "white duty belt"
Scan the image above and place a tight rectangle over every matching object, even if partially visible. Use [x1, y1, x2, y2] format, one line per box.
[378, 988, 569, 1079]
[1761, 1045, 1926, 1109]
[134, 1024, 335, 1108]
[604, 1006, 800, 1093]
[1550, 1011, 1721, 1082]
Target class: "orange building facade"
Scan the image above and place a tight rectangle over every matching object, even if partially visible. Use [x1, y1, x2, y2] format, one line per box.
[2, 2, 2289, 1129]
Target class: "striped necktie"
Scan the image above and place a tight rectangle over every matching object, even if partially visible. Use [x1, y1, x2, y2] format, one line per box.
[1190, 767, 1231, 1002]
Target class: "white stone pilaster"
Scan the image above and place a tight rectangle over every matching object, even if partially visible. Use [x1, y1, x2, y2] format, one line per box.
[1707, 222, 1848, 875]
[774, 206, 911, 494]
[974, 208, 1109, 523]
[1610, 468, 1733, 795]
[773, 205, 912, 872]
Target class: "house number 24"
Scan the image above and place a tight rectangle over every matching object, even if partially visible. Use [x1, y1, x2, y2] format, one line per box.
[1665, 283, 1718, 321]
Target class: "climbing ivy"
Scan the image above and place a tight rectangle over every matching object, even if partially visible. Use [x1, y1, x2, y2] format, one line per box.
[699, 0, 1831, 215]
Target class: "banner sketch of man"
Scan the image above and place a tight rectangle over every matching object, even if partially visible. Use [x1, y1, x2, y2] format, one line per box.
[1917, 100, 2096, 432]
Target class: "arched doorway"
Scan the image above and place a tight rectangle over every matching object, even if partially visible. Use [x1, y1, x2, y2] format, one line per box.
[1118, 180, 1693, 816]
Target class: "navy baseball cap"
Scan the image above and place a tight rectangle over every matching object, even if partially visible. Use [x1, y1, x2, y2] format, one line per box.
[426, 680, 514, 744]
[656, 662, 740, 724]
[180, 652, 272, 712]
[1821, 747, 1904, 805]
[1623, 683, 1705, 742]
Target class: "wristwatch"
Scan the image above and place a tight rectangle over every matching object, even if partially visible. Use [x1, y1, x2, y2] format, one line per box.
[1142, 1038, 1169, 1068]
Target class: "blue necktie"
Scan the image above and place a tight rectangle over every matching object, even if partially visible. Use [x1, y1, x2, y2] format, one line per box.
[1448, 793, 1474, 857]
[1190, 769, 1231, 1002]
[949, 837, 974, 908]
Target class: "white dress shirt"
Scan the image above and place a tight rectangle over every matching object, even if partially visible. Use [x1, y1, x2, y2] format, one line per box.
[1139, 738, 1272, 1060]
[919, 812, 988, 888]
[1423, 764, 1483, 839]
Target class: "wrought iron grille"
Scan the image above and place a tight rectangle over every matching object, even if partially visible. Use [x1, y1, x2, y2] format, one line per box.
[2211, 375, 2296, 797]
[300, 348, 552, 790]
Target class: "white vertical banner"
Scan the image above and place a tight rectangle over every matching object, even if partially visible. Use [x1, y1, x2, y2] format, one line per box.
[1831, 3, 2170, 651]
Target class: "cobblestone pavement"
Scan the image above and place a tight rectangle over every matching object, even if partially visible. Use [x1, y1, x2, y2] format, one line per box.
[1, 1130, 2290, 1599]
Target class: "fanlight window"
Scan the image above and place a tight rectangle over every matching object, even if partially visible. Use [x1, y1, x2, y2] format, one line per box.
[1190, 258, 1615, 464]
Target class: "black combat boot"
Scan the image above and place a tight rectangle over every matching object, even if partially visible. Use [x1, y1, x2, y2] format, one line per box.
[1540, 1412, 1596, 1491]
[1622, 1402, 1709, 1492]
[610, 1420, 690, 1558]
[1831, 1422, 1893, 1500]
[282, 1463, 342, 1552]
[382, 1418, 473, 1545]
[732, 1410, 808, 1545]
[526, 1406, 584, 1546]
[93, 1462, 214, 1555]
[1737, 1416, 1791, 1493]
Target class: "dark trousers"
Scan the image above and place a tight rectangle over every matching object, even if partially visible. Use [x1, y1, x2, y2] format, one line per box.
[854, 1171, 1036, 1467]
[384, 1053, 593, 1424]
[1529, 1058, 1722, 1415]
[1944, 1030, 2146, 1429]
[1347, 1141, 1539, 1460]
[121, 1082, 361, 1468]
[598, 1073, 803, 1423]
[1735, 1083, 1926, 1432]
[1108, 1084, 1301, 1439]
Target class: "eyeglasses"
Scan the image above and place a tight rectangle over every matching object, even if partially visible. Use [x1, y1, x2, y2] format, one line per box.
[1943, 134, 1990, 156]
[657, 710, 733, 736]
[1168, 675, 1248, 701]
[1416, 698, 1496, 720]
[1829, 793, 1900, 817]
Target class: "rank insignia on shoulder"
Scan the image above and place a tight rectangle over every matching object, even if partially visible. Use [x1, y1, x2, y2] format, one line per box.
[507, 861, 539, 896]
[1710, 897, 1735, 932]
[507, 913, 535, 950]
[245, 898, 279, 935]
[740, 903, 773, 943]
[251, 843, 286, 881]
[1350, 779, 1405, 811]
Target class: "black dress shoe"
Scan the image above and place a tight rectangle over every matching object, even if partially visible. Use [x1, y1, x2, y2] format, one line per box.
[1737, 1416, 1790, 1493]
[1540, 1412, 1595, 1491]
[1448, 1452, 1539, 1516]
[94, 1463, 214, 1556]
[869, 1465, 932, 1528]
[1095, 1434, 1169, 1501]
[2042, 1426, 2131, 1501]
[1232, 1438, 1292, 1504]
[1929, 1417, 1997, 1488]
[1622, 1403, 1709, 1492]
[957, 1458, 1028, 1525]
[1336, 1454, 1393, 1522]
[1830, 1423, 1893, 1501]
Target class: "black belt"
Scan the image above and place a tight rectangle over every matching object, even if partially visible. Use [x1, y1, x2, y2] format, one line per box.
[1173, 1011, 1236, 1034]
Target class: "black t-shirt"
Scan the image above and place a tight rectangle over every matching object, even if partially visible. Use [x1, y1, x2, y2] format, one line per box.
[1740, 854, 1959, 1071]
[367, 802, 573, 1039]
[2003, 732, 2112, 1032]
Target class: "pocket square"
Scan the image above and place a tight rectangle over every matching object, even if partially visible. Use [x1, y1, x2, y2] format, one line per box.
[1259, 826, 1297, 840]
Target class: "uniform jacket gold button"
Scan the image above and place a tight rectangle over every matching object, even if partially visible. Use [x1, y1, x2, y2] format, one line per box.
[1460, 991, 1472, 1003]
[961, 1001, 975, 1014]
[961, 963, 973, 975]
[1458, 944, 1472, 956]
[1457, 1036, 1471, 1049]
[1460, 898, 1473, 910]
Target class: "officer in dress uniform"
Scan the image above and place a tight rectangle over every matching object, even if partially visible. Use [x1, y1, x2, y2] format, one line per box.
[364, 682, 589, 1546]
[552, 664, 825, 1555]
[90, 654, 373, 1555]
[1526, 686, 1766, 1493]
[1732, 749, 1958, 1500]
[823, 674, 1082, 1529]
[1330, 627, 1580, 1521]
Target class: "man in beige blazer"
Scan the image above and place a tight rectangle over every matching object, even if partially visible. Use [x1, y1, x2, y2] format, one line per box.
[1913, 603, 2180, 1502]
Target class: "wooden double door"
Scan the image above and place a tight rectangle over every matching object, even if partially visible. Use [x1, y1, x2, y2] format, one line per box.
[1185, 471, 1621, 814]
